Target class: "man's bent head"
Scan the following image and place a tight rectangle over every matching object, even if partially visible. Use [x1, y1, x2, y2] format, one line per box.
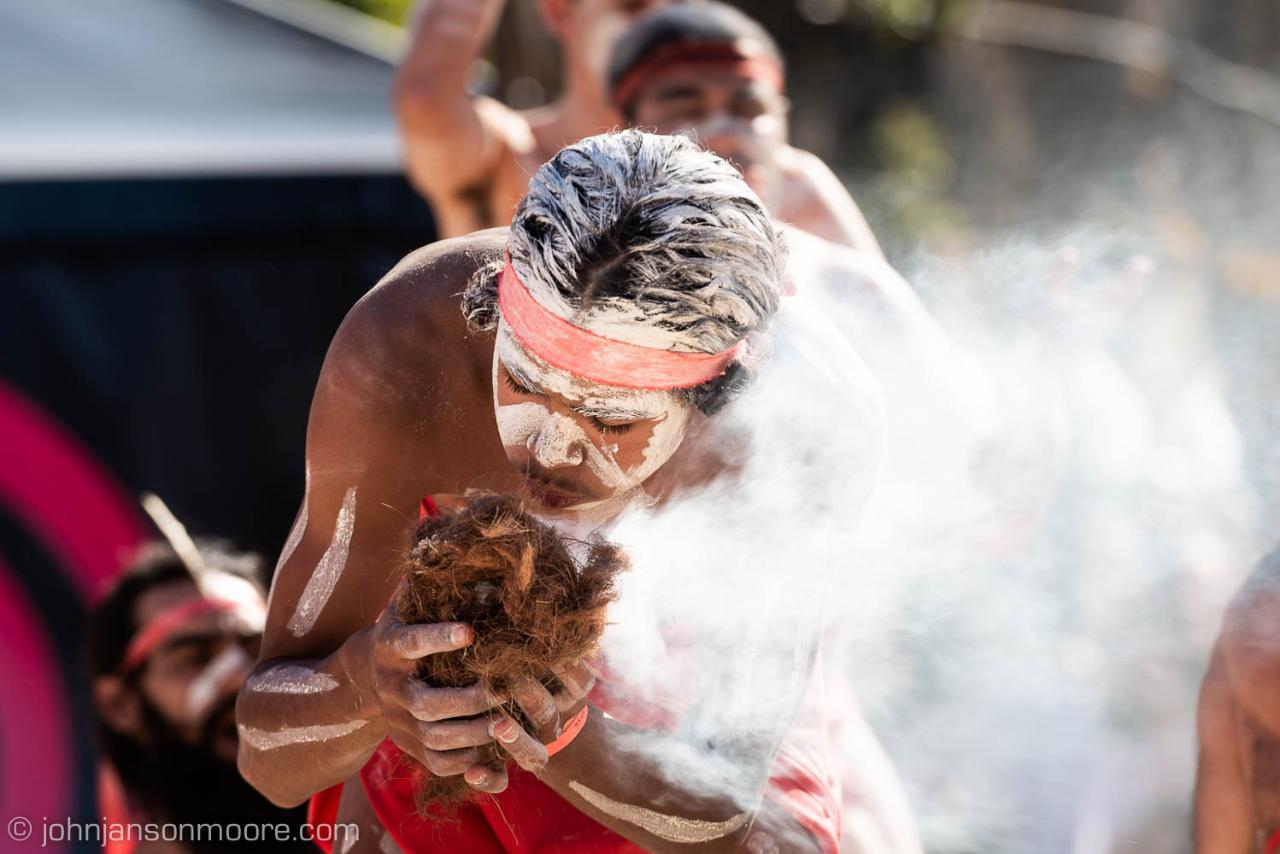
[462, 129, 786, 513]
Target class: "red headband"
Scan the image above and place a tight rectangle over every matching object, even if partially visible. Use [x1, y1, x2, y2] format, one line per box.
[496, 255, 746, 390]
[611, 41, 784, 110]
[122, 598, 240, 672]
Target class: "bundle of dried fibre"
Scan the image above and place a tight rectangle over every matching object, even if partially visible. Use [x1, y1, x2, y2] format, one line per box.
[395, 494, 627, 810]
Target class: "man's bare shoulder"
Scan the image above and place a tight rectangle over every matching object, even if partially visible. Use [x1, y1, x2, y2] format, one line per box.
[352, 230, 506, 326]
[321, 230, 507, 408]
[776, 145, 840, 195]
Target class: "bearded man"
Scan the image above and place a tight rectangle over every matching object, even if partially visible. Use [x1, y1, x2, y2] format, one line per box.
[89, 541, 317, 853]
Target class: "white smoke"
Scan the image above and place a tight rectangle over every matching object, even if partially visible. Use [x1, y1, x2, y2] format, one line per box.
[587, 211, 1275, 853]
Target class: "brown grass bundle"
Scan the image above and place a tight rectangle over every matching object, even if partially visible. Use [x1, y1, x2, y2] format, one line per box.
[395, 494, 627, 810]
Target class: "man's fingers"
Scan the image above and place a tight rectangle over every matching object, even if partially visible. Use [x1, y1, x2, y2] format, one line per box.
[492, 716, 549, 774]
[512, 677, 560, 740]
[550, 661, 596, 711]
[387, 622, 473, 660]
[402, 681, 500, 722]
[419, 716, 498, 751]
[385, 720, 436, 770]
[422, 746, 487, 777]
[464, 763, 509, 794]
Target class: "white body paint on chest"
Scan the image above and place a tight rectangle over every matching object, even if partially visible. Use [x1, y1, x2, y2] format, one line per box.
[237, 719, 368, 751]
[287, 486, 357, 638]
[568, 781, 750, 843]
[377, 831, 405, 854]
[245, 662, 339, 695]
[185, 645, 252, 722]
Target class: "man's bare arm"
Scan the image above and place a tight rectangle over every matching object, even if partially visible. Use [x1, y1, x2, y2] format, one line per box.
[1195, 643, 1256, 853]
[473, 663, 826, 854]
[1197, 552, 1280, 852]
[394, 0, 532, 233]
[237, 250, 502, 806]
[779, 146, 884, 259]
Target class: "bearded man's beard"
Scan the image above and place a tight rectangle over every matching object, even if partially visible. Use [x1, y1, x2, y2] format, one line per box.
[102, 693, 312, 851]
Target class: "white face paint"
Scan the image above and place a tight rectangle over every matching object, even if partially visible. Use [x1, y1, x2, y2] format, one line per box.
[568, 780, 750, 843]
[237, 719, 368, 752]
[185, 645, 252, 722]
[492, 324, 693, 502]
[286, 486, 357, 638]
[244, 662, 339, 695]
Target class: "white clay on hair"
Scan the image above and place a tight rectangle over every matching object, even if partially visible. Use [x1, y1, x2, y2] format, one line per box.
[507, 130, 784, 354]
[568, 781, 750, 843]
[237, 719, 368, 752]
[286, 486, 357, 638]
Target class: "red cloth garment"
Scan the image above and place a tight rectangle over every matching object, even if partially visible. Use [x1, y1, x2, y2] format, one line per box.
[1267, 829, 1280, 854]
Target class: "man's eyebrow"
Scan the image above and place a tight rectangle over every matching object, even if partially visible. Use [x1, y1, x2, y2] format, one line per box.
[503, 361, 544, 393]
[153, 632, 225, 656]
[651, 84, 703, 102]
[571, 402, 663, 421]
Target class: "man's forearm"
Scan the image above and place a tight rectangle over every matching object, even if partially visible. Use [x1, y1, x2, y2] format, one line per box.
[396, 0, 507, 108]
[236, 628, 386, 807]
[539, 711, 823, 854]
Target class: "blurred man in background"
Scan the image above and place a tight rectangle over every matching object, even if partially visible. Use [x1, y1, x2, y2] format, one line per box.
[89, 541, 316, 853]
[608, 3, 980, 481]
[607, 2, 882, 256]
[1195, 546, 1280, 854]
[395, 0, 674, 237]
[394, 0, 882, 257]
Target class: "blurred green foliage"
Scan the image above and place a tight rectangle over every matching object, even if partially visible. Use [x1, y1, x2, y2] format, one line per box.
[331, 0, 412, 25]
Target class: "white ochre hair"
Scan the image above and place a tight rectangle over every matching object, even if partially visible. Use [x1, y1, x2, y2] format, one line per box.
[464, 130, 786, 355]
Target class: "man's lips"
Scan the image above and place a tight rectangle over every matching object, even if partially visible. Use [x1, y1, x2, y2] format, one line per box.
[522, 476, 584, 510]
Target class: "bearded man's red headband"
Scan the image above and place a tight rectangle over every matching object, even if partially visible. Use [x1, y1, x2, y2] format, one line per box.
[496, 255, 746, 390]
[611, 41, 785, 110]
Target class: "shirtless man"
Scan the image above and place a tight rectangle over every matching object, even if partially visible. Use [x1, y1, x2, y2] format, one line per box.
[1196, 546, 1280, 854]
[236, 130, 891, 853]
[90, 540, 320, 853]
[608, 2, 883, 256]
[394, 0, 883, 256]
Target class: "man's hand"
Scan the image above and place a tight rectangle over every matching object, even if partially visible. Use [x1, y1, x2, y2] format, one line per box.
[363, 600, 511, 791]
[491, 660, 598, 775]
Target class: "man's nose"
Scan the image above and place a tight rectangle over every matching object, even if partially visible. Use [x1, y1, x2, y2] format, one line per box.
[529, 413, 587, 469]
[697, 112, 746, 150]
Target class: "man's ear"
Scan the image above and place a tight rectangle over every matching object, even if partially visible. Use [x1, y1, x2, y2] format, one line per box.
[93, 676, 143, 736]
[537, 0, 574, 41]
